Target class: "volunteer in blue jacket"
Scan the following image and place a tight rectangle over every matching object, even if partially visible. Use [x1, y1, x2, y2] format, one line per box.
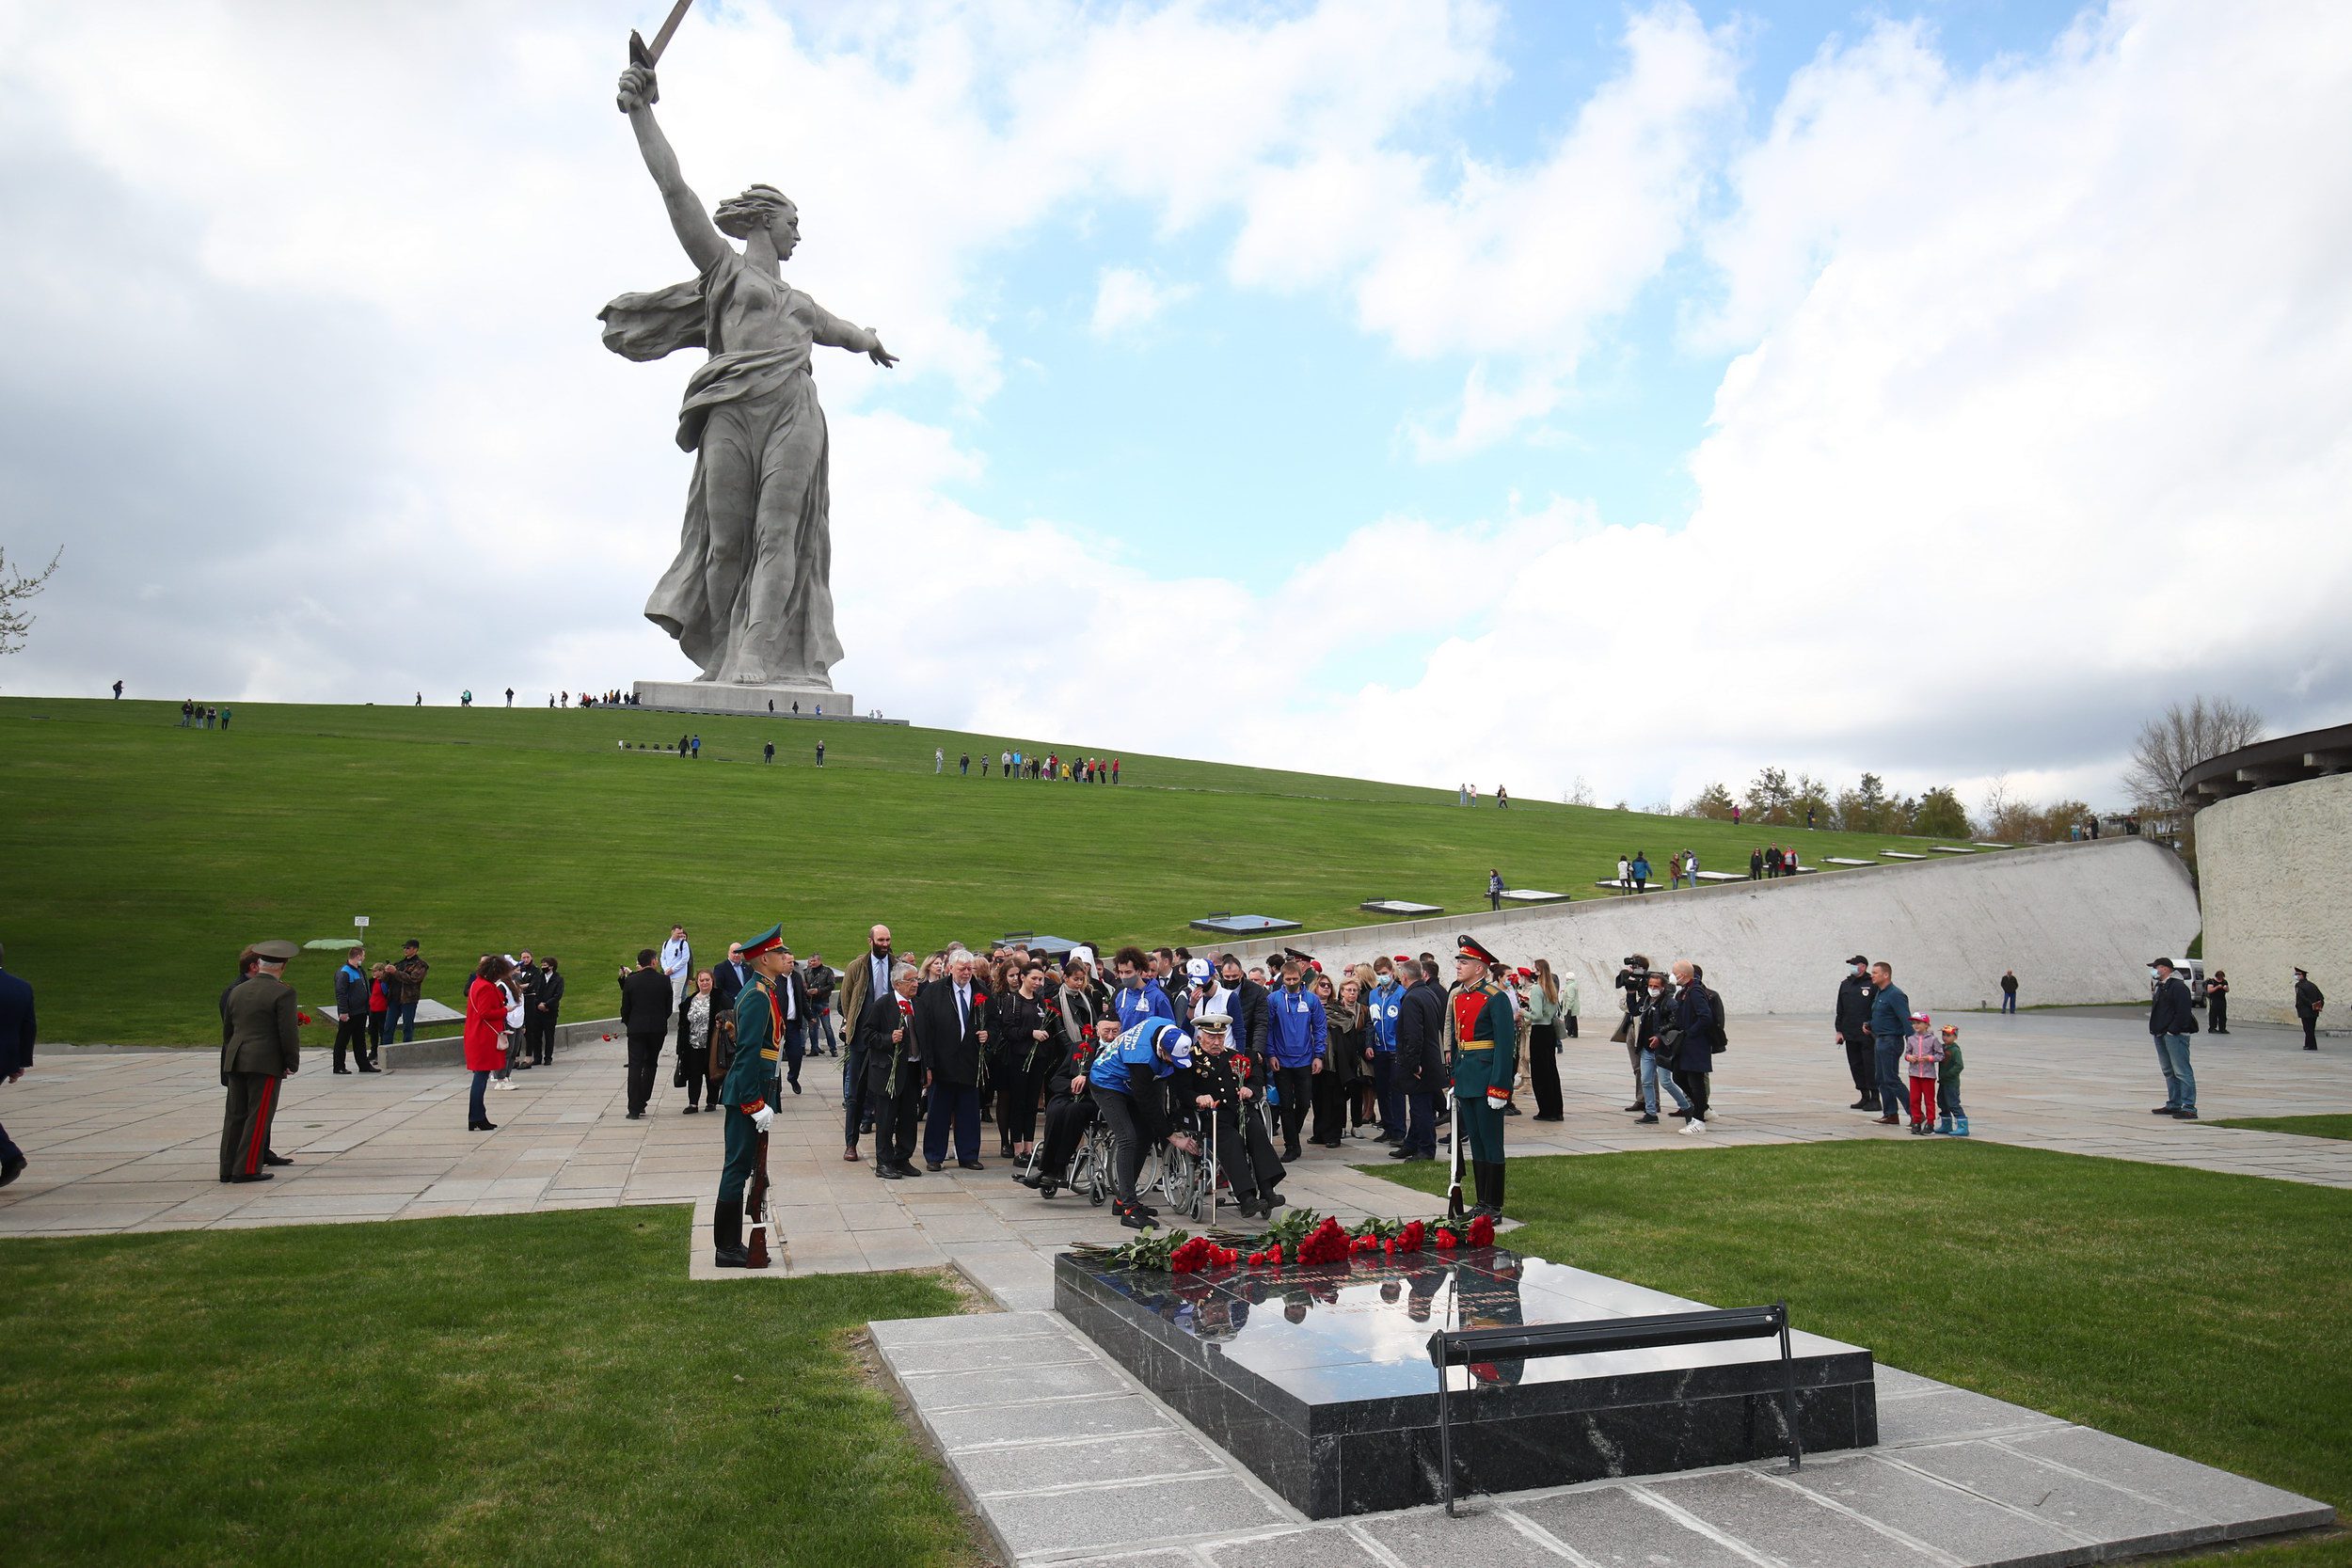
[1265, 957, 1327, 1162]
[1369, 957, 1405, 1142]
[1089, 1014, 1200, 1228]
[1113, 945, 1174, 1032]
[1866, 960, 1911, 1125]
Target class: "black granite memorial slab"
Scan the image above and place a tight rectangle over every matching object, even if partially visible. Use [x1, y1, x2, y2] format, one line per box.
[1188, 913, 1302, 935]
[1055, 1247, 1874, 1518]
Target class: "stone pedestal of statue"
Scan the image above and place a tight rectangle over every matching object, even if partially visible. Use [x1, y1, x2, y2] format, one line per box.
[633, 679, 856, 719]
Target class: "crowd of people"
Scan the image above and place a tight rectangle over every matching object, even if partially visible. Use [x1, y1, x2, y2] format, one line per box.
[176, 700, 231, 730]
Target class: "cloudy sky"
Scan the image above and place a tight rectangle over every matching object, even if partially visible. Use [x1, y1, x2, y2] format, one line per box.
[3, 0, 2347, 811]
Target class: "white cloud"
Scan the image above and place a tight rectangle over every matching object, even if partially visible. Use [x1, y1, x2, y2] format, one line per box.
[1089, 266, 1193, 337]
[6, 0, 2350, 827]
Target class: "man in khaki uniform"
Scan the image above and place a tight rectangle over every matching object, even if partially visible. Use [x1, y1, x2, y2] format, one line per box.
[221, 939, 302, 1183]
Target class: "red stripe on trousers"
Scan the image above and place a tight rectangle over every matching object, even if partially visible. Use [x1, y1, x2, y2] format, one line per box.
[245, 1076, 277, 1175]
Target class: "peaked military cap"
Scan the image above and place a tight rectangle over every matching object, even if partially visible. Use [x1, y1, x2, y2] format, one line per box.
[739, 924, 788, 958]
[1455, 935, 1502, 970]
[250, 939, 300, 962]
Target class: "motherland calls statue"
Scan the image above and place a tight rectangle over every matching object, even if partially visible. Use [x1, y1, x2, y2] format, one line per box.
[600, 56, 895, 694]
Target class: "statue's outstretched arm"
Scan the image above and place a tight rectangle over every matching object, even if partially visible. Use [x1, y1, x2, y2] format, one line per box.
[617, 66, 728, 275]
[806, 302, 898, 368]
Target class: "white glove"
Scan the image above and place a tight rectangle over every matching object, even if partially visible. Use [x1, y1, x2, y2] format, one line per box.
[752, 1106, 775, 1133]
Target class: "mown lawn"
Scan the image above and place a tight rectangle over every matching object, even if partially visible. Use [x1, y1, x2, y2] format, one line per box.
[2212, 1115, 2352, 1142]
[1376, 1140, 2351, 1567]
[0, 697, 1947, 1043]
[0, 1208, 977, 1568]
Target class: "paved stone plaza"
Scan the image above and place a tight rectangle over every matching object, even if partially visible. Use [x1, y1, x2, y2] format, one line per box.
[3, 1012, 2346, 1265]
[5, 1008, 2344, 1563]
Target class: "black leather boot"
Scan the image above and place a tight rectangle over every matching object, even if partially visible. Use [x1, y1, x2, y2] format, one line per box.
[1486, 1160, 1505, 1221]
[713, 1199, 750, 1268]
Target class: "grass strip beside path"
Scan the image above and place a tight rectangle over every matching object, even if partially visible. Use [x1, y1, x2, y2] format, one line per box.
[2211, 1115, 2352, 1142]
[1375, 1140, 2351, 1567]
[0, 1207, 977, 1568]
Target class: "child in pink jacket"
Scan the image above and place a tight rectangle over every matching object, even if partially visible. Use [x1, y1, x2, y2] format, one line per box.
[1902, 1012, 1944, 1135]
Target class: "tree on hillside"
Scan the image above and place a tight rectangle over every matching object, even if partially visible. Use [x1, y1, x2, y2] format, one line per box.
[1745, 767, 1795, 824]
[2039, 799, 2092, 841]
[1791, 773, 1834, 829]
[1836, 772, 1892, 832]
[1913, 786, 1971, 839]
[2124, 696, 2264, 814]
[1681, 782, 1737, 819]
[0, 546, 62, 657]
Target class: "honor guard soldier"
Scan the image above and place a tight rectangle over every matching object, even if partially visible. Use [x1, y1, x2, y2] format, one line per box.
[220, 939, 302, 1183]
[713, 924, 790, 1268]
[1447, 935, 1518, 1219]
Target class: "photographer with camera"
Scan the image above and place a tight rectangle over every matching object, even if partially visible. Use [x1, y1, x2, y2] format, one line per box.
[1612, 955, 1651, 1111]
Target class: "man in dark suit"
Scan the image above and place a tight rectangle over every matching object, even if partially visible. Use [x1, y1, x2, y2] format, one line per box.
[863, 961, 925, 1178]
[221, 940, 302, 1183]
[618, 948, 673, 1119]
[916, 950, 990, 1169]
[527, 956, 564, 1065]
[1213, 953, 1272, 1076]
[2296, 967, 2326, 1051]
[0, 942, 34, 1188]
[1389, 959, 1446, 1162]
[712, 941, 750, 1015]
[772, 949, 815, 1097]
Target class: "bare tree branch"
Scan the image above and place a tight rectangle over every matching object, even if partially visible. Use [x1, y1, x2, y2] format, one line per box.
[2123, 695, 2265, 813]
[0, 546, 63, 657]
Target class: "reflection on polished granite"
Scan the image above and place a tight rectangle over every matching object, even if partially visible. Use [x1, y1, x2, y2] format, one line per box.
[1056, 1247, 1875, 1517]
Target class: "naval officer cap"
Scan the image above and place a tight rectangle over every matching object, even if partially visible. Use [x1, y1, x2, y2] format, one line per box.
[739, 925, 788, 958]
[250, 939, 301, 962]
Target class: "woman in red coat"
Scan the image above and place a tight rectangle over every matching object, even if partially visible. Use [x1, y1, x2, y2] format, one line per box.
[465, 956, 514, 1132]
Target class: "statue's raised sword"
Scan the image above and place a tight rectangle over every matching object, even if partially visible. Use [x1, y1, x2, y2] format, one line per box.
[627, 0, 695, 97]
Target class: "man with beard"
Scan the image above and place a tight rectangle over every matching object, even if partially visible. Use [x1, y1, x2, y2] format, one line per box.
[1834, 955, 1878, 1110]
[838, 924, 895, 1045]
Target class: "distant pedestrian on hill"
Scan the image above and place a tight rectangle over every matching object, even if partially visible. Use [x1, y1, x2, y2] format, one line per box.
[762, 741, 774, 764]
[111, 679, 122, 699]
[1999, 969, 2019, 1013]
[1630, 852, 1650, 892]
[2148, 958, 2199, 1117]
[1615, 855, 1631, 894]
[462, 690, 472, 707]
[1867, 961, 1909, 1124]
[959, 752, 969, 775]
[1750, 847, 1763, 879]
[816, 739, 825, 767]
[934, 748, 944, 773]
[2295, 967, 2325, 1051]
[1487, 869, 1504, 911]
[180, 699, 192, 727]
[219, 708, 231, 731]
[504, 687, 514, 707]
[0, 942, 34, 1190]
[1732, 804, 1741, 827]
[1670, 852, 1685, 892]
[1496, 784, 1509, 809]
[1113, 759, 1120, 783]
[414, 692, 421, 706]
[1807, 807, 1817, 830]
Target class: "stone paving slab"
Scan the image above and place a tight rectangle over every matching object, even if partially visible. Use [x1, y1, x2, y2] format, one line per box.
[875, 1298, 2335, 1568]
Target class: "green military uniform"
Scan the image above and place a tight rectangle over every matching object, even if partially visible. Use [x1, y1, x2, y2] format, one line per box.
[711, 925, 790, 1269]
[220, 942, 302, 1182]
[1446, 936, 1518, 1218]
[719, 974, 782, 1207]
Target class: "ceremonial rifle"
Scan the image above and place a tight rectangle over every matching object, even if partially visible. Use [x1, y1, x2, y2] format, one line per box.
[1445, 1017, 1467, 1221]
[745, 1129, 773, 1270]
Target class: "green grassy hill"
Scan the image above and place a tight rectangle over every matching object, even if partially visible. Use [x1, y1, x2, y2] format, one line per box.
[1, 698, 1952, 1043]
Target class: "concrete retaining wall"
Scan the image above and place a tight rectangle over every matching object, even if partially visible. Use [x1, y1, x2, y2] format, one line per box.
[1217, 837, 2197, 1022]
[2197, 773, 2350, 1026]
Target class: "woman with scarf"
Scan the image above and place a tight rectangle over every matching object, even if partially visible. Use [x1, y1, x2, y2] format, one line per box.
[1523, 958, 1567, 1121]
[992, 963, 1054, 1164]
[679, 969, 719, 1114]
[1314, 974, 1366, 1147]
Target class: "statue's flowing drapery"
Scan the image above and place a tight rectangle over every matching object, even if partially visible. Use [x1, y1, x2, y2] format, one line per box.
[599, 252, 849, 687]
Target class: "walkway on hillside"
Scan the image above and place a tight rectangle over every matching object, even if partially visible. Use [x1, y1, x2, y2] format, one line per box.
[3, 1014, 2346, 1284]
